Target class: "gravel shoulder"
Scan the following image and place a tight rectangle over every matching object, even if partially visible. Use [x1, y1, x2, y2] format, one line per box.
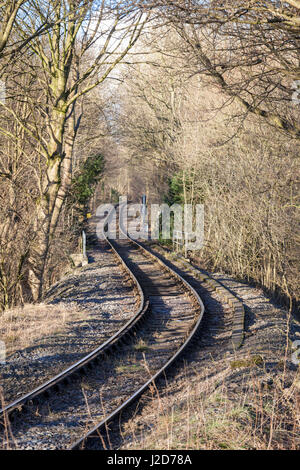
[0, 242, 138, 405]
[119, 245, 300, 450]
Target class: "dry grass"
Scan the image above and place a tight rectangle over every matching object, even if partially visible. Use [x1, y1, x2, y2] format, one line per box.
[134, 339, 150, 352]
[0, 302, 82, 357]
[122, 365, 300, 450]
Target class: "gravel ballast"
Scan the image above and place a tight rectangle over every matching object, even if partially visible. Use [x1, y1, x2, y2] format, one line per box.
[0, 242, 138, 405]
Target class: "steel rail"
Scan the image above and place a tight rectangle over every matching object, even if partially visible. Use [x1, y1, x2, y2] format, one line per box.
[0, 206, 149, 421]
[70, 203, 205, 450]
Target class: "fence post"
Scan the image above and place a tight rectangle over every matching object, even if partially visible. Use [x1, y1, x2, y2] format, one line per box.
[141, 195, 148, 239]
[0, 80, 6, 104]
[0, 340, 6, 364]
[82, 230, 86, 258]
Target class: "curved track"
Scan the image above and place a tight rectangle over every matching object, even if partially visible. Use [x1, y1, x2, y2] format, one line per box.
[70, 203, 204, 449]
[0, 203, 205, 450]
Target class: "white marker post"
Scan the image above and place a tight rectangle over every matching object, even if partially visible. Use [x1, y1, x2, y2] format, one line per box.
[141, 195, 148, 239]
[0, 80, 6, 104]
[173, 230, 183, 253]
[81, 230, 88, 266]
[0, 341, 6, 364]
[82, 230, 86, 258]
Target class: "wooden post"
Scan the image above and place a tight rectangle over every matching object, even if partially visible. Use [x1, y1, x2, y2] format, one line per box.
[82, 230, 86, 258]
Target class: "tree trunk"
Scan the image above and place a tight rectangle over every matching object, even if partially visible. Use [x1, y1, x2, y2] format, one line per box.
[28, 108, 67, 300]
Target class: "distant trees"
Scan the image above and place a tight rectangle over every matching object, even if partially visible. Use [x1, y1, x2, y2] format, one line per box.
[113, 32, 188, 199]
[17, 1, 146, 299]
[0, 1, 149, 306]
[0, 53, 39, 309]
[143, 0, 300, 139]
[0, 1, 299, 309]
[114, 27, 300, 305]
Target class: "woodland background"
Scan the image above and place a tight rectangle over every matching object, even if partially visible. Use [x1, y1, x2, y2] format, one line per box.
[0, 1, 299, 311]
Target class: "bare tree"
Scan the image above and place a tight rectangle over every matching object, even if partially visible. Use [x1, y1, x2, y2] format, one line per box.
[0, 0, 60, 76]
[114, 29, 300, 304]
[0, 1, 148, 300]
[0, 57, 38, 309]
[142, 1, 300, 139]
[0, 1, 27, 59]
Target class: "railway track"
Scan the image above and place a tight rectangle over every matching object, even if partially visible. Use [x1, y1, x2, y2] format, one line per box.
[0, 203, 204, 450]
